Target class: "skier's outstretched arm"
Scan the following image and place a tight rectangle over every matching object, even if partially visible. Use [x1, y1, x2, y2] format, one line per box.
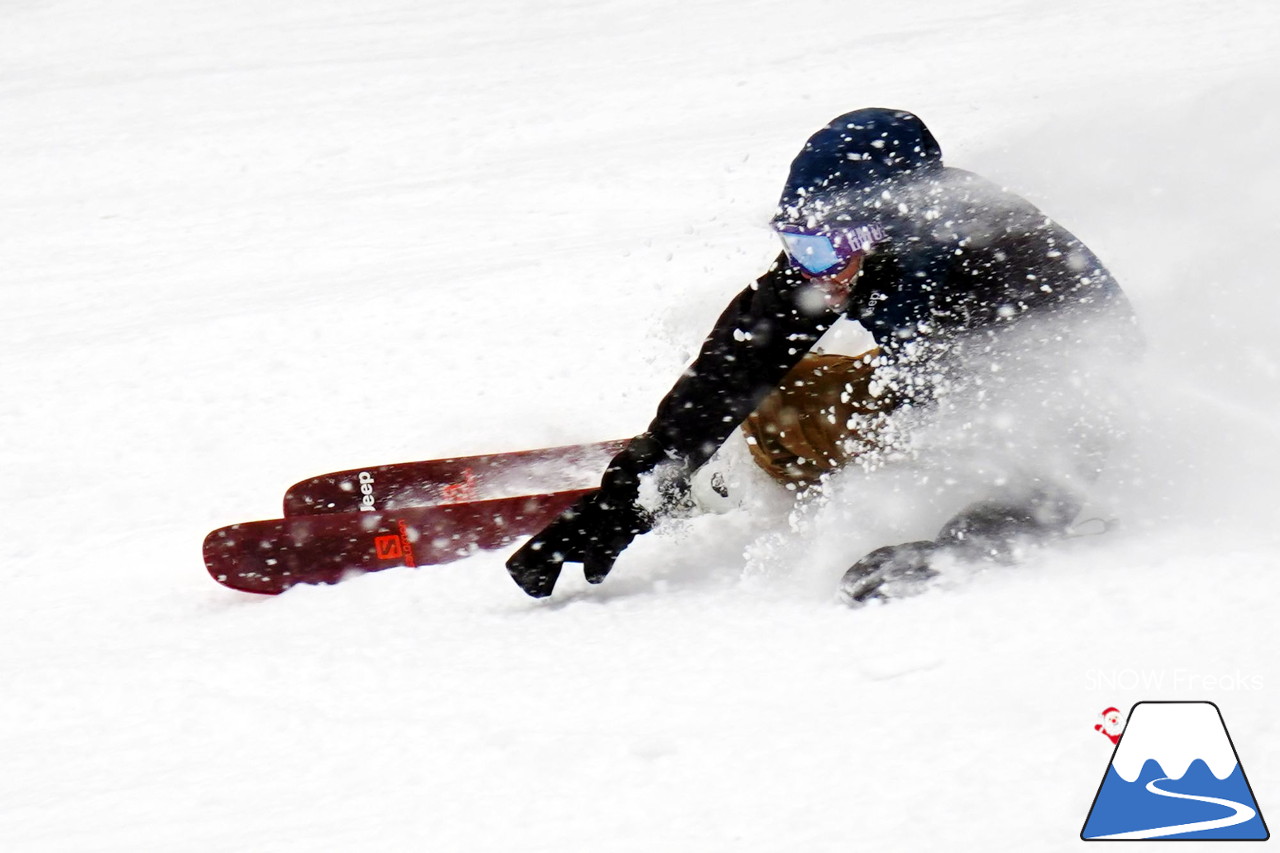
[506, 254, 837, 597]
[644, 254, 839, 470]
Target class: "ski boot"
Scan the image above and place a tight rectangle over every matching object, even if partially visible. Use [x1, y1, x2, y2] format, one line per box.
[840, 494, 1081, 606]
[839, 539, 940, 606]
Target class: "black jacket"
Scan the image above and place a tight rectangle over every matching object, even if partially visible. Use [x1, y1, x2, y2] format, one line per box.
[630, 165, 1136, 486]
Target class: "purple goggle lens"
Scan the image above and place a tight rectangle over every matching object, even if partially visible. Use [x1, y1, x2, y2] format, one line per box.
[773, 222, 887, 275]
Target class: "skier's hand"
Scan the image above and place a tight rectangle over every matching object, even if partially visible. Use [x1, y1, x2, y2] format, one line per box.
[506, 435, 670, 598]
[505, 489, 652, 597]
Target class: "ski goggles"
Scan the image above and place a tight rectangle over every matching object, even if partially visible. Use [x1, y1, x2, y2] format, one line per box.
[772, 221, 887, 276]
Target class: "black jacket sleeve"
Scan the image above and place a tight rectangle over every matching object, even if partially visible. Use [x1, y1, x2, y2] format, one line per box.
[508, 258, 833, 594]
[624, 253, 838, 481]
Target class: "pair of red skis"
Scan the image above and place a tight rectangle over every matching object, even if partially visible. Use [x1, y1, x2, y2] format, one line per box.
[202, 439, 628, 594]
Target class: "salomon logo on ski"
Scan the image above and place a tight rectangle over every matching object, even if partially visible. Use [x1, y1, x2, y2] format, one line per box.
[374, 535, 403, 560]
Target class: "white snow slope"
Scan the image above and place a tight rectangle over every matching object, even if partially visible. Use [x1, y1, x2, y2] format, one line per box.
[3, 1, 1279, 850]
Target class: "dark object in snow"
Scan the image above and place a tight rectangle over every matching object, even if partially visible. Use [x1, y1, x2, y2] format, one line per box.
[839, 540, 941, 605]
[840, 492, 1083, 606]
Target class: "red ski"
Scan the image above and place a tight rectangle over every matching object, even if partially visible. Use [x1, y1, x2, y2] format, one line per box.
[204, 489, 589, 595]
[282, 438, 627, 516]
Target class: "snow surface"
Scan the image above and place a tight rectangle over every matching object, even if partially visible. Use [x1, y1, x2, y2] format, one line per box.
[3, 1, 1279, 850]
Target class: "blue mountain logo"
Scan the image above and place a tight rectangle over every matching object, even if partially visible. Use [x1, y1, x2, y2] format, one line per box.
[1082, 702, 1268, 840]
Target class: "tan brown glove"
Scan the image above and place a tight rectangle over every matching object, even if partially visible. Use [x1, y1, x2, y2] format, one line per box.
[742, 349, 897, 487]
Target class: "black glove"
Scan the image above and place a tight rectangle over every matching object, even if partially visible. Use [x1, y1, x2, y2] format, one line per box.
[505, 488, 652, 597]
[505, 435, 671, 598]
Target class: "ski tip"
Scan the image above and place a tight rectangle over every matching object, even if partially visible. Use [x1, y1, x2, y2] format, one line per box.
[202, 523, 287, 595]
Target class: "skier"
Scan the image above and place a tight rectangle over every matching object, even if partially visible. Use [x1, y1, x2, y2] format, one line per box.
[507, 107, 1137, 603]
